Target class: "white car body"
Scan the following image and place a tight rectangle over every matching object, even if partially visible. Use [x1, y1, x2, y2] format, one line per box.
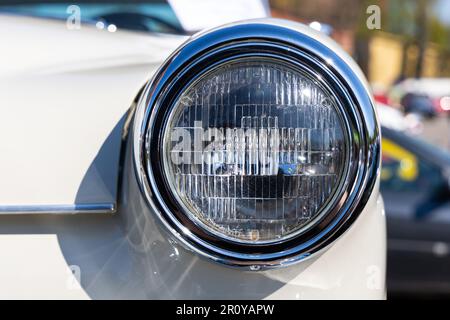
[0, 15, 386, 299]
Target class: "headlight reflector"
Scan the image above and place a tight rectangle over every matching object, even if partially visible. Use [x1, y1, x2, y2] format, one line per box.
[162, 58, 346, 243]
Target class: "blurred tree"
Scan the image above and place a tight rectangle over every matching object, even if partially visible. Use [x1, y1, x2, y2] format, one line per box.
[270, 0, 450, 79]
[429, 16, 450, 48]
[270, 0, 363, 29]
[385, 0, 417, 37]
[415, 0, 428, 78]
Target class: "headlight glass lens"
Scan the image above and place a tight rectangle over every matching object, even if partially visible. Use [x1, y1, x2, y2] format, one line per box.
[162, 58, 347, 243]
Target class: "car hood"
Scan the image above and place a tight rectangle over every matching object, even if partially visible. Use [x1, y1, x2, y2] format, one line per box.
[0, 14, 187, 76]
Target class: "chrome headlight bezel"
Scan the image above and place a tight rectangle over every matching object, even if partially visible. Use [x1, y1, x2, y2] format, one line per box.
[133, 20, 380, 269]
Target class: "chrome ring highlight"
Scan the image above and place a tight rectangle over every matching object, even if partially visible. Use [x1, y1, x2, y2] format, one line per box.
[133, 20, 380, 269]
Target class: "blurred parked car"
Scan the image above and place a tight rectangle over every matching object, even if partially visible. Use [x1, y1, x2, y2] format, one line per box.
[392, 78, 450, 115]
[372, 83, 391, 106]
[382, 126, 450, 295]
[400, 93, 436, 118]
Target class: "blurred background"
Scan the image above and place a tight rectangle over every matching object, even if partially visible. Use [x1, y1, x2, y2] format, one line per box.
[269, 0, 450, 298]
[1, 0, 450, 298]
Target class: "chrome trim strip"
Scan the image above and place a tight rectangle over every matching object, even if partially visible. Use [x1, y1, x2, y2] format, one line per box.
[0, 203, 116, 214]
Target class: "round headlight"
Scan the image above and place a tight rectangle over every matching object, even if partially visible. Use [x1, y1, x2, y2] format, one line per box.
[162, 58, 346, 244]
[134, 20, 379, 268]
